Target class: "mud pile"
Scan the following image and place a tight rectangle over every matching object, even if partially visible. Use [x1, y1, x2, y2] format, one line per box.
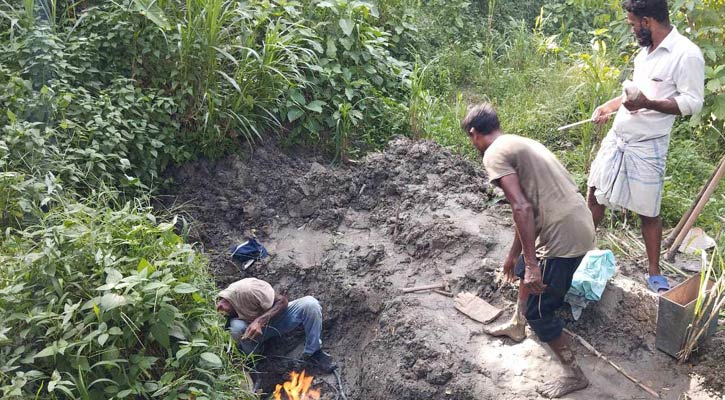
[165, 137, 723, 400]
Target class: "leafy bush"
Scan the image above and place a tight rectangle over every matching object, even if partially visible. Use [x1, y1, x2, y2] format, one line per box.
[0, 199, 250, 399]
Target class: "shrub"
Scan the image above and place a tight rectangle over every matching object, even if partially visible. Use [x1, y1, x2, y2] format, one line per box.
[0, 199, 250, 399]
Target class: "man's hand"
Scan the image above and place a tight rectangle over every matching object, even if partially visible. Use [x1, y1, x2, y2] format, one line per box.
[623, 92, 651, 112]
[241, 320, 264, 341]
[523, 263, 547, 295]
[591, 105, 613, 125]
[502, 256, 516, 283]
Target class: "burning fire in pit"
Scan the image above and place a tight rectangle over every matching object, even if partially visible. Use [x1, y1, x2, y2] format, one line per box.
[273, 370, 320, 400]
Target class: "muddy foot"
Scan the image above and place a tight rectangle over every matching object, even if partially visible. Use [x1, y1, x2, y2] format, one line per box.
[536, 374, 589, 398]
[454, 292, 503, 324]
[483, 320, 526, 342]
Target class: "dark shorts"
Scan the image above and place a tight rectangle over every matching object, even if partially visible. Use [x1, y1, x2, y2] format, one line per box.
[514, 254, 584, 342]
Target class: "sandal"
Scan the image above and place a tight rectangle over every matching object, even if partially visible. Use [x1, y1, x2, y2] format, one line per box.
[646, 274, 670, 293]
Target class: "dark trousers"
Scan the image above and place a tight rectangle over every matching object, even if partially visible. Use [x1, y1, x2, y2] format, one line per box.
[515, 255, 583, 342]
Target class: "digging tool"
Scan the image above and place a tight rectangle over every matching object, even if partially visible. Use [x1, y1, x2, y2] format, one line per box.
[453, 292, 502, 324]
[663, 155, 725, 248]
[564, 329, 660, 399]
[401, 282, 447, 293]
[665, 153, 725, 262]
[556, 112, 617, 131]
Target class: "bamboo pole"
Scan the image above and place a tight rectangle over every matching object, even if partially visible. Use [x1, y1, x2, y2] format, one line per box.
[665, 155, 725, 262]
[663, 156, 725, 248]
[564, 329, 660, 399]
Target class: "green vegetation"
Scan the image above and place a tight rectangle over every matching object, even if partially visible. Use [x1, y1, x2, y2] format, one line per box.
[0, 0, 724, 398]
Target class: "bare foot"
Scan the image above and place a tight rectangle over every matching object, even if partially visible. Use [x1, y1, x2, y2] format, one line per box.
[454, 292, 503, 324]
[483, 320, 526, 342]
[536, 371, 589, 398]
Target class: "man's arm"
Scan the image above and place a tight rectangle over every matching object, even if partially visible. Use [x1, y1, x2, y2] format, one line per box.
[592, 95, 624, 124]
[623, 95, 681, 115]
[497, 174, 546, 294]
[502, 231, 522, 282]
[241, 294, 289, 340]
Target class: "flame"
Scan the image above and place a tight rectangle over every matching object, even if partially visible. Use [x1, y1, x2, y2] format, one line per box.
[273, 370, 321, 400]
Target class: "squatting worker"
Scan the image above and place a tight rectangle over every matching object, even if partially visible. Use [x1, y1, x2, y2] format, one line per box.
[588, 0, 704, 293]
[216, 278, 335, 373]
[463, 103, 595, 398]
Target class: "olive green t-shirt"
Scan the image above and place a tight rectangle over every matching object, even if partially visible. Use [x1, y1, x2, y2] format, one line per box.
[483, 134, 595, 258]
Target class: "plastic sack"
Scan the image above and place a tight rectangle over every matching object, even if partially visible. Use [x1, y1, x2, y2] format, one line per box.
[567, 249, 616, 301]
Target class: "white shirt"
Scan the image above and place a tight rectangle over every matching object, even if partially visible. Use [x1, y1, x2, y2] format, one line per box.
[612, 26, 704, 141]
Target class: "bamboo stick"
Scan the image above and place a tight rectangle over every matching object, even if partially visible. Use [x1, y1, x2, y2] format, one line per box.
[663, 157, 724, 248]
[665, 155, 725, 262]
[564, 329, 660, 399]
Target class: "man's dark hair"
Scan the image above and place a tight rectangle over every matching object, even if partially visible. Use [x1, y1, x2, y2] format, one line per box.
[622, 0, 670, 24]
[462, 103, 501, 136]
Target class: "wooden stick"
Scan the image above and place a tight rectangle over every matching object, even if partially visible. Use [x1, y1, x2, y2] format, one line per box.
[557, 112, 617, 131]
[564, 329, 660, 399]
[401, 282, 446, 293]
[666, 155, 725, 262]
[432, 289, 454, 297]
[664, 156, 725, 248]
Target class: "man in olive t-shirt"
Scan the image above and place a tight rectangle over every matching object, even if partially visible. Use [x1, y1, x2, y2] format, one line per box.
[462, 103, 594, 398]
[216, 278, 335, 373]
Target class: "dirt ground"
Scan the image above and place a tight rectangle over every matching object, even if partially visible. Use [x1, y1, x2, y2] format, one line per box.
[163, 137, 724, 400]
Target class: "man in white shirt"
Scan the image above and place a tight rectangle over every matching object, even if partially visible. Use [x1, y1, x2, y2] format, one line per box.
[588, 0, 704, 293]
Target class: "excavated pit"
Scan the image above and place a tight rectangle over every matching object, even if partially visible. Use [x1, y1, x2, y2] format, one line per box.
[162, 137, 723, 399]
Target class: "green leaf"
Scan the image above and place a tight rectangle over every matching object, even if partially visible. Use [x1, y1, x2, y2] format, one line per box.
[706, 78, 721, 93]
[287, 107, 304, 122]
[131, 0, 170, 30]
[339, 18, 354, 36]
[98, 333, 109, 346]
[176, 347, 191, 360]
[99, 293, 127, 311]
[326, 38, 337, 58]
[151, 323, 170, 348]
[105, 268, 123, 285]
[200, 352, 222, 368]
[290, 90, 306, 105]
[137, 258, 155, 274]
[712, 94, 725, 120]
[34, 344, 58, 359]
[108, 327, 123, 335]
[174, 283, 197, 294]
[306, 100, 326, 113]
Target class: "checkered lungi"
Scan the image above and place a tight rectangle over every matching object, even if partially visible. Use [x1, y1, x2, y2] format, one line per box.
[587, 128, 670, 218]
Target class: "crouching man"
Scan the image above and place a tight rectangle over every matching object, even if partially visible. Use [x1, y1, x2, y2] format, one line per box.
[463, 103, 595, 398]
[216, 278, 335, 373]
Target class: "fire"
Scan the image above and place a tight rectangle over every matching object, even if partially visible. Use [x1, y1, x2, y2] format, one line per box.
[273, 370, 321, 400]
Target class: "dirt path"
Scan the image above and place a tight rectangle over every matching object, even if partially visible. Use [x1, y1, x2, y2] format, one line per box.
[164, 138, 721, 399]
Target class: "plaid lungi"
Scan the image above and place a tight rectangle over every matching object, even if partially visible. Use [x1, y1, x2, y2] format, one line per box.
[587, 128, 670, 218]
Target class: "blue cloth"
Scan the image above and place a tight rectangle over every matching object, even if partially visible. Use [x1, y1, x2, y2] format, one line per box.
[567, 250, 616, 301]
[230, 238, 268, 263]
[228, 296, 322, 355]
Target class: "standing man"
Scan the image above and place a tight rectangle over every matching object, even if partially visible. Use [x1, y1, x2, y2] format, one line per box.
[462, 103, 595, 398]
[216, 278, 335, 372]
[588, 0, 704, 292]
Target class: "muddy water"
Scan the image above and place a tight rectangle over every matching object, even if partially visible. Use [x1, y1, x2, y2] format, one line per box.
[165, 138, 721, 399]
